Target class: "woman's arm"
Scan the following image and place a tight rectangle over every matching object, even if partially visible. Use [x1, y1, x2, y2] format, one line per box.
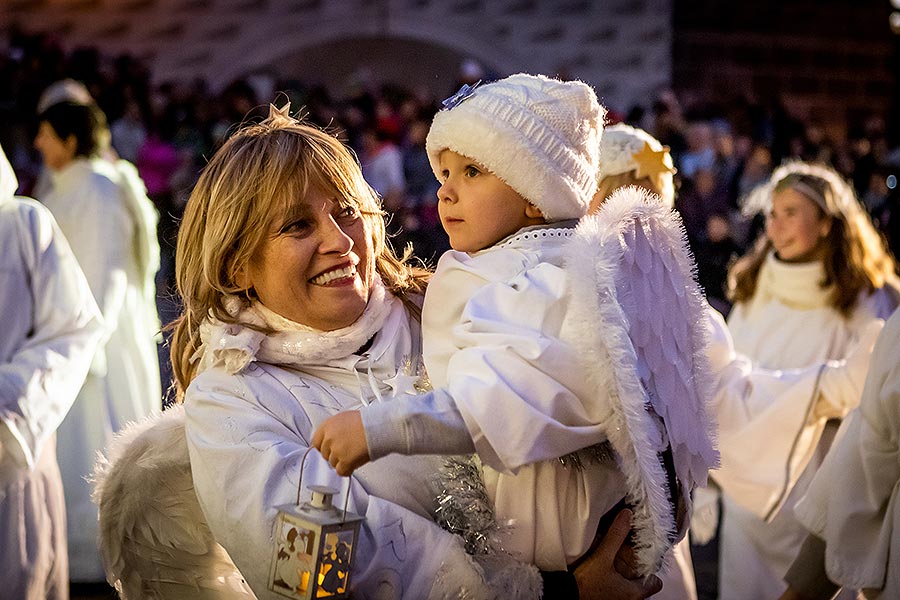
[185, 369, 521, 599]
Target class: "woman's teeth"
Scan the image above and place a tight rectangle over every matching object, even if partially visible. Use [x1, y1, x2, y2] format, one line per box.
[311, 265, 356, 285]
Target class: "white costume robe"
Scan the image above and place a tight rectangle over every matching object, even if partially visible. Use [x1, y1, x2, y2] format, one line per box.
[0, 155, 101, 597]
[40, 157, 162, 580]
[185, 292, 540, 599]
[717, 252, 897, 599]
[792, 309, 900, 598]
[423, 224, 646, 571]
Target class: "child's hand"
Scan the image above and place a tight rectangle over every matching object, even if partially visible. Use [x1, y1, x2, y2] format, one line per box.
[311, 411, 371, 476]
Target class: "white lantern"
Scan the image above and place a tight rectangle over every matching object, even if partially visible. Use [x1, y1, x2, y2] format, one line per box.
[268, 452, 364, 599]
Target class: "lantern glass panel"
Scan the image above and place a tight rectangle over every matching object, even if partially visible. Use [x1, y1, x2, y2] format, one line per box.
[315, 529, 355, 596]
[271, 515, 317, 598]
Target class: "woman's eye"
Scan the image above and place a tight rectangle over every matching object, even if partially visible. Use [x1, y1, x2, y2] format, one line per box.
[281, 219, 311, 234]
[337, 206, 360, 220]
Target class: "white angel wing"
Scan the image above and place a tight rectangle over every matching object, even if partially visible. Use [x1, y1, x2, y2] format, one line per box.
[564, 185, 719, 575]
[91, 405, 257, 599]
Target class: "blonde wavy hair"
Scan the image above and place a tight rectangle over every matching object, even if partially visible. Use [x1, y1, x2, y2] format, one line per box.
[169, 108, 429, 398]
[730, 161, 899, 315]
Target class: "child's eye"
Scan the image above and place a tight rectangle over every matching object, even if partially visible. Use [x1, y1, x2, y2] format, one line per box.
[464, 165, 481, 178]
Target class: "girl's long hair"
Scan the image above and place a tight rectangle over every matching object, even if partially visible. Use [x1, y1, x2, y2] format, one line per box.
[729, 161, 899, 316]
[169, 109, 429, 398]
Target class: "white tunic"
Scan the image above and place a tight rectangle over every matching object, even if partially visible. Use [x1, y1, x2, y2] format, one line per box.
[0, 186, 101, 597]
[423, 226, 628, 571]
[793, 309, 900, 598]
[718, 252, 896, 599]
[39, 157, 162, 580]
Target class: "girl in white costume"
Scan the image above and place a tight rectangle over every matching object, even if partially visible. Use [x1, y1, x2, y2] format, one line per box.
[594, 125, 892, 600]
[717, 161, 900, 599]
[315, 74, 718, 583]
[34, 100, 162, 580]
[0, 144, 102, 598]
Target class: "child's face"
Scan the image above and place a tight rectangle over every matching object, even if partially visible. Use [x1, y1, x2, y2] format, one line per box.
[436, 150, 543, 253]
[766, 187, 831, 263]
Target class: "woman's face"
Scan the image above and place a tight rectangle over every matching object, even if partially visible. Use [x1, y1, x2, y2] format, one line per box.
[34, 122, 76, 171]
[239, 186, 375, 331]
[766, 187, 831, 263]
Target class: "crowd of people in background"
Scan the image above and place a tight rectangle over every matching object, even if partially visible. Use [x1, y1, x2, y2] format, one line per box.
[3, 27, 900, 323]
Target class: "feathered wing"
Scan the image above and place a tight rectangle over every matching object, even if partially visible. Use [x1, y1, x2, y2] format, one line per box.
[564, 186, 719, 576]
[91, 405, 257, 599]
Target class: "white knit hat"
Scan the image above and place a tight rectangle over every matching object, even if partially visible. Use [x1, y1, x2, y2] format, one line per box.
[426, 73, 605, 221]
[598, 123, 675, 180]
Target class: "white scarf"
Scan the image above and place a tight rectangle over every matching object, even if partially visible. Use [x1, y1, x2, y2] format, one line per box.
[194, 274, 396, 374]
[757, 251, 832, 310]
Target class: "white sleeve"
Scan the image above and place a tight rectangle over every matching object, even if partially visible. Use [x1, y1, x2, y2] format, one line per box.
[423, 252, 610, 474]
[792, 311, 900, 591]
[62, 178, 132, 372]
[706, 306, 830, 519]
[0, 201, 102, 470]
[184, 372, 494, 600]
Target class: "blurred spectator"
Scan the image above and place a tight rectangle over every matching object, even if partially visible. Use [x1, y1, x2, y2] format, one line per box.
[695, 213, 740, 316]
[33, 100, 162, 582]
[110, 98, 146, 164]
[0, 142, 101, 600]
[675, 167, 731, 247]
[680, 121, 717, 180]
[401, 117, 449, 264]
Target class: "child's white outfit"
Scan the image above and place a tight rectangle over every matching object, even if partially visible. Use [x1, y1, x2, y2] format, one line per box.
[717, 252, 897, 599]
[422, 221, 627, 570]
[363, 74, 716, 574]
[364, 189, 718, 572]
[0, 147, 103, 598]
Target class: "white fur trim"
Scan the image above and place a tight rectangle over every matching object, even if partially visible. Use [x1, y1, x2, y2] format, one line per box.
[92, 406, 255, 599]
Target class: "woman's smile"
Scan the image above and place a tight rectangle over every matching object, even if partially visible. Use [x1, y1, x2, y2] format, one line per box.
[310, 263, 358, 286]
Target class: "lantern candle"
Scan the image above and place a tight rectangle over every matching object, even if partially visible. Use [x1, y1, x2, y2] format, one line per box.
[268, 452, 364, 599]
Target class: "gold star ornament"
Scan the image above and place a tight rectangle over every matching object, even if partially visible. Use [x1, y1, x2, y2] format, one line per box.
[267, 102, 292, 120]
[631, 141, 676, 180]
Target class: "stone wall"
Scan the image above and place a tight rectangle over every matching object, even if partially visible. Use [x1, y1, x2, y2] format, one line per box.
[2, 0, 673, 113]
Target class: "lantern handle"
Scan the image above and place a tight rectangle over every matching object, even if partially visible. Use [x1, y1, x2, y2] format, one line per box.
[297, 446, 355, 524]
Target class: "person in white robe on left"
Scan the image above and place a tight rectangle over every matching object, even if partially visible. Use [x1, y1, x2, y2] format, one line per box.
[33, 99, 162, 581]
[0, 143, 102, 598]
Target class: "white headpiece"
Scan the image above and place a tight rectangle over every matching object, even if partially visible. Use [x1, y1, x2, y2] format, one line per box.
[426, 73, 606, 221]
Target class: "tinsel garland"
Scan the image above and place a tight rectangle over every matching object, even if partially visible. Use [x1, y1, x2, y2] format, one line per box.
[435, 443, 619, 557]
[434, 455, 507, 556]
[433, 456, 543, 599]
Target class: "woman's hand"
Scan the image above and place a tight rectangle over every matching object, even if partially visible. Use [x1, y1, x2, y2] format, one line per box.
[311, 411, 371, 476]
[573, 509, 663, 600]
